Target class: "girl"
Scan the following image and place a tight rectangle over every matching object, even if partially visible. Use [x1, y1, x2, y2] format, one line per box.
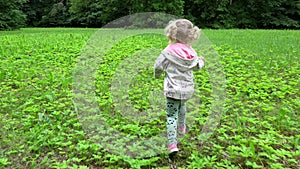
[154, 19, 205, 154]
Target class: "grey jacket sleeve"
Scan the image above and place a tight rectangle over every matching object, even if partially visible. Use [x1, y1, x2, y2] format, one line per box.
[154, 54, 168, 78]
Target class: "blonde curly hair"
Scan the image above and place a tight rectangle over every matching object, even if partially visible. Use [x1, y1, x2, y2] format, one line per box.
[165, 19, 200, 44]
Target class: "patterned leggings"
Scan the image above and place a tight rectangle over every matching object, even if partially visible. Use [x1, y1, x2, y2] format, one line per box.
[166, 97, 186, 145]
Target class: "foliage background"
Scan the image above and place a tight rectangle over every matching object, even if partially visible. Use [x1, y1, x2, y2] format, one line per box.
[1, 0, 300, 30]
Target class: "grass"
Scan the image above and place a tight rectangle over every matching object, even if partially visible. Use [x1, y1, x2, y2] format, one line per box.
[0, 28, 299, 169]
[204, 29, 300, 58]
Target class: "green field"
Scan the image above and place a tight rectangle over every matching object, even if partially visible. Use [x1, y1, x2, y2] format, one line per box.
[0, 28, 299, 169]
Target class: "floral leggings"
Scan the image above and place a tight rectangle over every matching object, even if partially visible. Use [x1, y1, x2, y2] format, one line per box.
[166, 97, 186, 145]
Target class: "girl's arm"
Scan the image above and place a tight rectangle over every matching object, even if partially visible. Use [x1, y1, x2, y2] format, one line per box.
[154, 54, 168, 78]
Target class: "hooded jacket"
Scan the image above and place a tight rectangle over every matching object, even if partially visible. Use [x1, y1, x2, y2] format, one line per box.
[154, 43, 204, 100]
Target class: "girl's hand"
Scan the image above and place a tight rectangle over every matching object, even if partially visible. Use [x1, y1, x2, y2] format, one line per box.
[197, 56, 205, 69]
[199, 56, 205, 63]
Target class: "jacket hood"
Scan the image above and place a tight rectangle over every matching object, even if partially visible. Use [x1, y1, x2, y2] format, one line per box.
[163, 43, 198, 71]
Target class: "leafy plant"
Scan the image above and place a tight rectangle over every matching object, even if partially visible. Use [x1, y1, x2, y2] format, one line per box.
[0, 28, 299, 168]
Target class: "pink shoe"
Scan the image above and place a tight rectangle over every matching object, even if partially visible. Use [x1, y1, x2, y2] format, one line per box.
[178, 125, 186, 134]
[167, 143, 179, 153]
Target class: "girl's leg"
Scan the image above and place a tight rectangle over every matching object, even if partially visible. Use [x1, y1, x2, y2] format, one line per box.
[178, 100, 187, 133]
[166, 97, 180, 145]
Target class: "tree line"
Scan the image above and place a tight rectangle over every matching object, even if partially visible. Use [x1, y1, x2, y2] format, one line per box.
[1, 0, 300, 30]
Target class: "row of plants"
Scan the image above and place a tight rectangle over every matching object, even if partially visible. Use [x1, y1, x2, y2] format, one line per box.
[0, 28, 299, 168]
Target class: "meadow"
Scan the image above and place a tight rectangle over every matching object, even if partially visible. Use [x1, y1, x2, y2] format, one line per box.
[0, 28, 299, 169]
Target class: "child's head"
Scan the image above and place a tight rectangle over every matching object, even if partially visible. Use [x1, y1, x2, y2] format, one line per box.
[165, 19, 200, 44]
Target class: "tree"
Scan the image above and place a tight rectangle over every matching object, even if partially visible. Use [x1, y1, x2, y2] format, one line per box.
[0, 0, 28, 30]
[112, 0, 184, 28]
[69, 0, 103, 27]
[184, 0, 300, 29]
[184, 0, 234, 28]
[257, 0, 300, 28]
[69, 0, 184, 27]
[129, 0, 184, 16]
[40, 1, 70, 26]
[23, 0, 70, 27]
[12, 0, 300, 29]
